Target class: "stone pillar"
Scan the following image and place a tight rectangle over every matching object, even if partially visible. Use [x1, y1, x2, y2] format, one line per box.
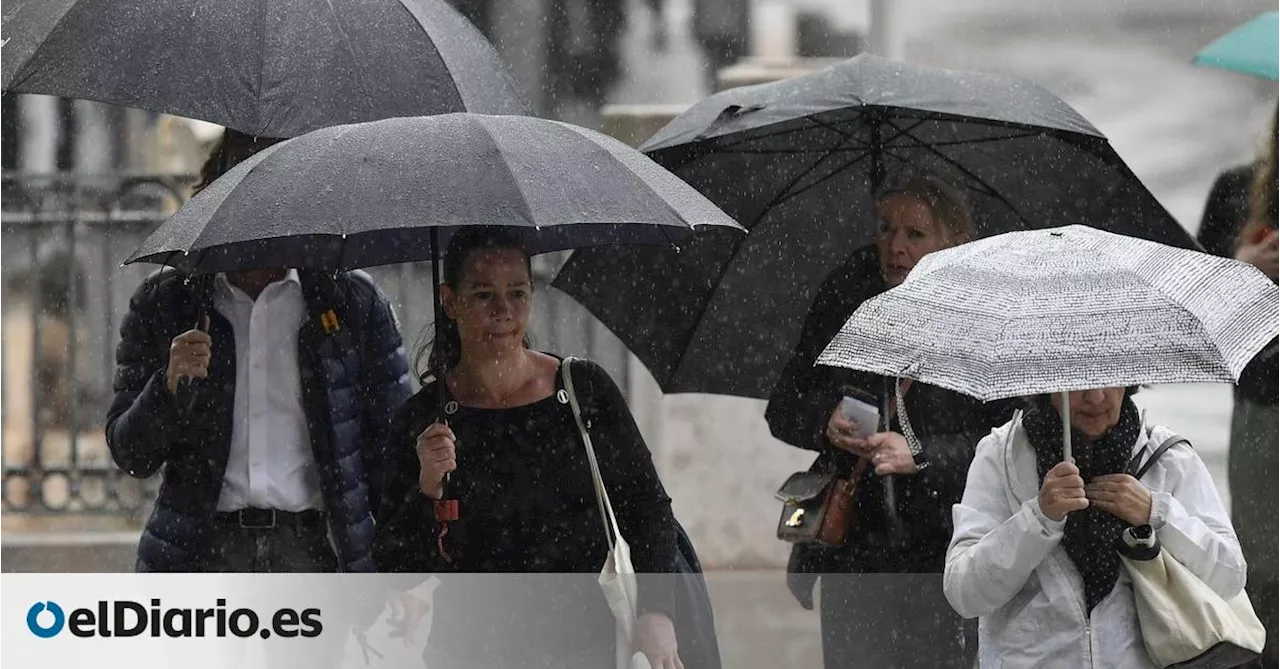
[867, 0, 902, 59]
[17, 95, 59, 174]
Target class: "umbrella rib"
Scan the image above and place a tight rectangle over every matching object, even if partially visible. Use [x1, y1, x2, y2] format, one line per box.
[554, 120, 697, 238]
[254, 0, 268, 131]
[711, 147, 876, 156]
[765, 149, 875, 210]
[884, 123, 1036, 230]
[804, 114, 877, 145]
[701, 106, 1046, 156]
[7, 4, 84, 91]
[889, 131, 1045, 149]
[878, 117, 929, 145]
[744, 127, 874, 229]
[767, 117, 934, 206]
[720, 115, 916, 168]
[470, 118, 540, 231]
[708, 113, 867, 154]
[324, 0, 376, 115]
[393, 0, 469, 110]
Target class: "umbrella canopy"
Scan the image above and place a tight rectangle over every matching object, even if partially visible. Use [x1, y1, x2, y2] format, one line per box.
[552, 54, 1197, 399]
[1194, 12, 1279, 81]
[816, 225, 1279, 403]
[1, 0, 529, 137]
[124, 113, 742, 273]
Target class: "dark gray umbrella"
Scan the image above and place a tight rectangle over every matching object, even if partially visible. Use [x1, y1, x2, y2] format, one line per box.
[124, 113, 741, 273]
[125, 113, 742, 490]
[551, 53, 1200, 399]
[1, 0, 529, 137]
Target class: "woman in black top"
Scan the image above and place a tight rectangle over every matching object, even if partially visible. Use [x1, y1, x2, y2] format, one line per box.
[373, 227, 681, 668]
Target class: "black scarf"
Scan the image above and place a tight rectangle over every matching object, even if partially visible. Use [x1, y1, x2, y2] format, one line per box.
[1024, 395, 1140, 613]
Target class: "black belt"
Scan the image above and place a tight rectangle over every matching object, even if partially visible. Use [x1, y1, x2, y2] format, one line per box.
[213, 508, 325, 530]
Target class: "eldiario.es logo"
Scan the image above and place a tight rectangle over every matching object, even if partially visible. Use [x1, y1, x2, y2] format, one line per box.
[26, 599, 321, 639]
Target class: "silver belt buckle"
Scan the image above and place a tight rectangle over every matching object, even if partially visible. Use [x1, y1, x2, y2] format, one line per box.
[238, 508, 276, 529]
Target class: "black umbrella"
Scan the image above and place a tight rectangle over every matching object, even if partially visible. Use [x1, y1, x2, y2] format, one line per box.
[2, 0, 529, 137]
[551, 53, 1200, 399]
[124, 114, 740, 273]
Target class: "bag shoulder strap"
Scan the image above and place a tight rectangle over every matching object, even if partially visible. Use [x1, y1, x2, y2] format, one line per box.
[560, 356, 623, 551]
[1128, 434, 1190, 480]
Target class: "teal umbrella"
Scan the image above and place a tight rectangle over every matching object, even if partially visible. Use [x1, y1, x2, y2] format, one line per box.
[1192, 11, 1280, 227]
[1194, 12, 1279, 81]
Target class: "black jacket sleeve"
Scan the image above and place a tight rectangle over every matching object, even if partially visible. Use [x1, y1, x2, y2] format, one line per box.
[104, 276, 186, 478]
[372, 393, 440, 572]
[766, 250, 884, 451]
[903, 396, 1018, 532]
[1237, 338, 1279, 406]
[575, 360, 678, 618]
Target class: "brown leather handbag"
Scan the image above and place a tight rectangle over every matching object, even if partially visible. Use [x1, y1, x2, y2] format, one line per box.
[775, 459, 867, 546]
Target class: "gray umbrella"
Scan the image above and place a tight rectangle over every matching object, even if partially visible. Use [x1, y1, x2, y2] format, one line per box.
[816, 225, 1279, 459]
[1, 0, 529, 137]
[123, 113, 742, 273]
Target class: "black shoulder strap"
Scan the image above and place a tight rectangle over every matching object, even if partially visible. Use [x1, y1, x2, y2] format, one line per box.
[1127, 434, 1190, 480]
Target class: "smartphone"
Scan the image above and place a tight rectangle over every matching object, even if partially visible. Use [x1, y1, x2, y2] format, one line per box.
[839, 396, 879, 439]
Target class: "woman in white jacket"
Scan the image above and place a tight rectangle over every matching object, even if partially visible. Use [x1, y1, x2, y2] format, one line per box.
[943, 387, 1245, 668]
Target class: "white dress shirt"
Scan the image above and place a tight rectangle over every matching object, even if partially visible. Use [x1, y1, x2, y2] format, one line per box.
[213, 270, 322, 512]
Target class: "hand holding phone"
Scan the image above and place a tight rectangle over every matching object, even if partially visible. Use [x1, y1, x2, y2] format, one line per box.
[838, 396, 880, 439]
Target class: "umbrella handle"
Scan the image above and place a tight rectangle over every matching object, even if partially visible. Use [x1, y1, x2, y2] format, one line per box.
[176, 309, 208, 415]
[1060, 391, 1073, 463]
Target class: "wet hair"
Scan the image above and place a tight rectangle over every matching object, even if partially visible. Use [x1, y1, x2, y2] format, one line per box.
[192, 129, 284, 196]
[874, 163, 975, 242]
[415, 226, 534, 382]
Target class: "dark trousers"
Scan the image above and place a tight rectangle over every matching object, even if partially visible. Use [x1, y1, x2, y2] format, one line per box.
[203, 511, 339, 573]
[1230, 399, 1278, 669]
[820, 573, 975, 669]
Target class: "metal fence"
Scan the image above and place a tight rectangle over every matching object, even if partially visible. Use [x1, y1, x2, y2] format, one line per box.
[1, 171, 629, 519]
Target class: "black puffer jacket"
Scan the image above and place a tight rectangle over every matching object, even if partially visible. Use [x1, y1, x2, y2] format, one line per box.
[105, 268, 411, 572]
[766, 245, 1016, 573]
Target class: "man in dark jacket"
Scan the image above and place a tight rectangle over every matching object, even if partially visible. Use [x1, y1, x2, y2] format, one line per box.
[106, 265, 411, 572]
[107, 128, 412, 573]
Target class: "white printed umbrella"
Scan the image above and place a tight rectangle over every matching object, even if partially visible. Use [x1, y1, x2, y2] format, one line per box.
[816, 225, 1278, 459]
